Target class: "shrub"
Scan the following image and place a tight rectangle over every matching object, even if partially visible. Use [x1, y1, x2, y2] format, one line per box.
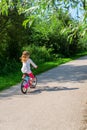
[0, 59, 21, 75]
[22, 44, 53, 64]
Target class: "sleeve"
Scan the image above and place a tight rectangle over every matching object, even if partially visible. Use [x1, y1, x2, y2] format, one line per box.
[29, 59, 37, 68]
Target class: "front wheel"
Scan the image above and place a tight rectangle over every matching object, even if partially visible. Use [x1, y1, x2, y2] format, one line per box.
[21, 80, 28, 94]
[30, 76, 37, 88]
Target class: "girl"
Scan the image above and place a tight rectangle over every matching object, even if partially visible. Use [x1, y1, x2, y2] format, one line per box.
[20, 51, 37, 81]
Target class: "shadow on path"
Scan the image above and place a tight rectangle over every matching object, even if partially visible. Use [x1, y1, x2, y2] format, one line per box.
[38, 64, 87, 84]
[0, 85, 79, 99]
[37, 56, 87, 84]
[29, 86, 79, 95]
[0, 85, 21, 100]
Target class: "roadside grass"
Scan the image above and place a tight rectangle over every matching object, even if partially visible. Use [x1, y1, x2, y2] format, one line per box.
[0, 51, 87, 91]
[0, 71, 22, 91]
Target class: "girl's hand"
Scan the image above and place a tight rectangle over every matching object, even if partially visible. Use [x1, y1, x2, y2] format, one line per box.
[35, 66, 38, 69]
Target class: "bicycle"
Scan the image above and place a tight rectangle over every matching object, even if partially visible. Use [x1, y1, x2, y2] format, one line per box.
[21, 73, 37, 94]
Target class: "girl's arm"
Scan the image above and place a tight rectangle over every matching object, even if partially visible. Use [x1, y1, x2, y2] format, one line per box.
[29, 59, 37, 68]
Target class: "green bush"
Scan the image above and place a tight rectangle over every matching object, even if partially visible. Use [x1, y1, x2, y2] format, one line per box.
[0, 59, 21, 75]
[22, 44, 53, 64]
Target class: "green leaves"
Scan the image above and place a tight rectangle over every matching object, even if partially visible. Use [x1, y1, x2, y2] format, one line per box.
[0, 0, 8, 15]
[22, 15, 36, 28]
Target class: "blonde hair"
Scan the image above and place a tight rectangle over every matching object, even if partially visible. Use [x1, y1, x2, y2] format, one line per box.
[22, 51, 30, 56]
[20, 51, 30, 62]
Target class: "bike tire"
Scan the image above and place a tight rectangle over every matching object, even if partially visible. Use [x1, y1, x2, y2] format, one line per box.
[30, 76, 37, 88]
[21, 79, 28, 94]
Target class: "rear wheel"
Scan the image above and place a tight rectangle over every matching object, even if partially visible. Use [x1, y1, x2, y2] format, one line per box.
[21, 80, 28, 94]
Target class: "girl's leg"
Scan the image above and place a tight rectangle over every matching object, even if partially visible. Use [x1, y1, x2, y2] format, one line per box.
[22, 74, 26, 79]
[29, 73, 35, 78]
[28, 73, 35, 86]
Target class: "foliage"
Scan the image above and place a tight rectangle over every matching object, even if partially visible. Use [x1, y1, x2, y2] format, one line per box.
[29, 11, 82, 56]
[0, 0, 87, 78]
[0, 59, 21, 75]
[22, 44, 53, 64]
[78, 22, 87, 50]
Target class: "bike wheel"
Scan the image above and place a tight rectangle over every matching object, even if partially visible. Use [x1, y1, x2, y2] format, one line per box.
[30, 76, 37, 88]
[21, 80, 28, 94]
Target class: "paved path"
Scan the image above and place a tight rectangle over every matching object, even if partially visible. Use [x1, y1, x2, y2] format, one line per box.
[0, 56, 87, 130]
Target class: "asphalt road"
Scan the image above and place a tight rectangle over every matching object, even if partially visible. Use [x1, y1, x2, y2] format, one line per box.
[0, 56, 87, 130]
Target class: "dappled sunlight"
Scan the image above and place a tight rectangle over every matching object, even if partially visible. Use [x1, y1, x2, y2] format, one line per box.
[37, 63, 87, 84]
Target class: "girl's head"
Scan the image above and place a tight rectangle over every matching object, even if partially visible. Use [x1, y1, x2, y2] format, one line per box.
[20, 51, 30, 62]
[22, 51, 30, 56]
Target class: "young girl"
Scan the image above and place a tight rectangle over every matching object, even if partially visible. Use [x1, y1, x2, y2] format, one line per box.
[20, 51, 37, 80]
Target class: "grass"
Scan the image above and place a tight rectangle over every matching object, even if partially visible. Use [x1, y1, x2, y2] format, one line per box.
[0, 51, 87, 91]
[0, 71, 22, 91]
